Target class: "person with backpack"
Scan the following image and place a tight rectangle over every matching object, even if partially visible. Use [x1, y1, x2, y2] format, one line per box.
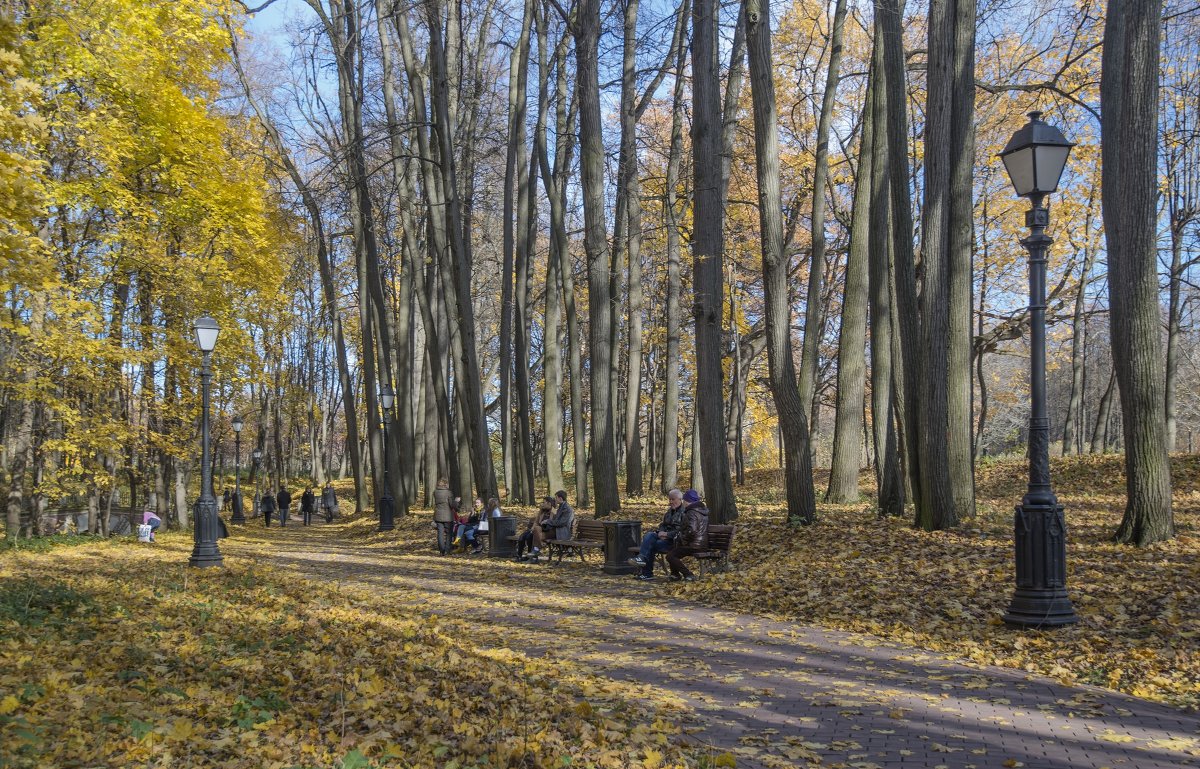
[665, 489, 708, 582]
[260, 489, 277, 527]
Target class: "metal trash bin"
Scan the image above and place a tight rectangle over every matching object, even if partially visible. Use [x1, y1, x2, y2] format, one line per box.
[602, 520, 642, 575]
[488, 516, 517, 558]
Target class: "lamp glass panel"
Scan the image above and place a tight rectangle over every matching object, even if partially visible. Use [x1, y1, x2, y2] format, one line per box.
[232, 417, 244, 433]
[194, 318, 219, 352]
[1035, 145, 1071, 193]
[1001, 146, 1036, 196]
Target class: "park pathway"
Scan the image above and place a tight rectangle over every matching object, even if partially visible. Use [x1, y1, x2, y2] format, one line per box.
[222, 523, 1199, 769]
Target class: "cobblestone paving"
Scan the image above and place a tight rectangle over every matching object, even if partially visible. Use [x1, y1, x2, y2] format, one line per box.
[224, 527, 1200, 769]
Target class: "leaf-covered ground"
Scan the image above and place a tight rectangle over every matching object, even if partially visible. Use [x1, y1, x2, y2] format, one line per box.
[331, 453, 1200, 711]
[0, 539, 693, 769]
[3, 453, 1196, 769]
[653, 454, 1200, 711]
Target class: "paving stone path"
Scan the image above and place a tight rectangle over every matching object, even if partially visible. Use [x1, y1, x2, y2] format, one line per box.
[223, 526, 1199, 769]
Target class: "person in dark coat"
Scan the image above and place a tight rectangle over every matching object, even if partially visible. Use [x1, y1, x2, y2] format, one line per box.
[665, 489, 708, 582]
[276, 487, 292, 527]
[301, 486, 316, 526]
[222, 488, 231, 512]
[321, 482, 337, 522]
[260, 490, 277, 527]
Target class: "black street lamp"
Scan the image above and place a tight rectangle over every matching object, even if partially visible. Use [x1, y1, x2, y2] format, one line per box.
[231, 416, 245, 524]
[999, 111, 1078, 627]
[378, 383, 395, 532]
[189, 316, 224, 568]
[252, 448, 263, 518]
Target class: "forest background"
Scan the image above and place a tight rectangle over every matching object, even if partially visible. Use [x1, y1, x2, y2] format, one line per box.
[0, 0, 1193, 548]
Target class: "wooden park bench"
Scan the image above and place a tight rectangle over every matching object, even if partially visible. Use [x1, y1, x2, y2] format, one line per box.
[546, 519, 606, 565]
[627, 524, 736, 577]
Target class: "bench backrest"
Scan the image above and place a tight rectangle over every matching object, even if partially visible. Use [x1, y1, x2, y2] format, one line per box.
[575, 519, 606, 542]
[705, 524, 735, 553]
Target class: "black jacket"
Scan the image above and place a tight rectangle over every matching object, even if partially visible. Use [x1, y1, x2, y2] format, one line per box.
[277, 489, 292, 508]
[301, 490, 315, 512]
[260, 494, 277, 512]
[657, 504, 684, 536]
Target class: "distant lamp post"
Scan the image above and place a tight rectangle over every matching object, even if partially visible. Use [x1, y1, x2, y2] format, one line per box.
[189, 316, 224, 568]
[231, 416, 245, 524]
[378, 383, 395, 532]
[999, 111, 1077, 627]
[252, 448, 263, 518]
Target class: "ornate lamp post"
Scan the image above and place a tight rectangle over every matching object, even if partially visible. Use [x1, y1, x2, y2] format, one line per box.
[999, 111, 1078, 627]
[189, 316, 224, 568]
[252, 448, 263, 518]
[231, 416, 245, 524]
[378, 383, 395, 532]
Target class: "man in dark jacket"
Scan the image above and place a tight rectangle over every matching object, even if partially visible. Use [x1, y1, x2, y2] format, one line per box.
[665, 489, 708, 582]
[276, 487, 292, 527]
[547, 490, 575, 542]
[632, 489, 685, 580]
[301, 486, 316, 526]
[260, 490, 277, 527]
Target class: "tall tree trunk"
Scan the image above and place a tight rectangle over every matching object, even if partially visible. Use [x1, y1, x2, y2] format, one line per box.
[745, 0, 816, 523]
[692, 0, 737, 522]
[879, 0, 923, 519]
[798, 0, 847, 422]
[499, 0, 533, 501]
[575, 0, 620, 514]
[534, 6, 565, 496]
[1103, 0, 1173, 545]
[1062, 204, 1097, 456]
[913, 0, 957, 530]
[827, 59, 870, 504]
[867, 35, 904, 518]
[660, 1, 689, 493]
[5, 292, 43, 539]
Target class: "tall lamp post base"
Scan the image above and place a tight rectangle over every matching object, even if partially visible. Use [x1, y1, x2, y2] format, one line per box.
[377, 494, 395, 532]
[1003, 502, 1077, 627]
[189, 498, 225, 568]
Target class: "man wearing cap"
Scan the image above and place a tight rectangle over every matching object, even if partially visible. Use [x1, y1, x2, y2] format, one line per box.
[632, 489, 685, 580]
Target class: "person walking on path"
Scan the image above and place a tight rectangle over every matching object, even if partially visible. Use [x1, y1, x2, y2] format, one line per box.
[260, 489, 277, 527]
[320, 482, 337, 522]
[222, 487, 231, 512]
[433, 478, 454, 554]
[301, 486, 316, 526]
[276, 487, 292, 527]
[633, 489, 685, 580]
[665, 489, 708, 582]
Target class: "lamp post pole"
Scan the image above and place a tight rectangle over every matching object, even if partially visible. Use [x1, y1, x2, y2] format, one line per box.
[189, 316, 223, 568]
[378, 384, 395, 532]
[231, 417, 245, 524]
[998, 112, 1077, 627]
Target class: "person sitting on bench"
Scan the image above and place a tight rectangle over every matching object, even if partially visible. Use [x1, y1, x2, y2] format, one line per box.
[666, 489, 708, 582]
[547, 490, 575, 545]
[632, 488, 684, 580]
[516, 496, 555, 561]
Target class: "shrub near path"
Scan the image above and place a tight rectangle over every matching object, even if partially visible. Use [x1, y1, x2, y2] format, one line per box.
[0, 539, 692, 769]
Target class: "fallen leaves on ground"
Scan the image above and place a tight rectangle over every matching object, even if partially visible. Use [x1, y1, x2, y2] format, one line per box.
[673, 454, 1200, 710]
[0, 540, 693, 768]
